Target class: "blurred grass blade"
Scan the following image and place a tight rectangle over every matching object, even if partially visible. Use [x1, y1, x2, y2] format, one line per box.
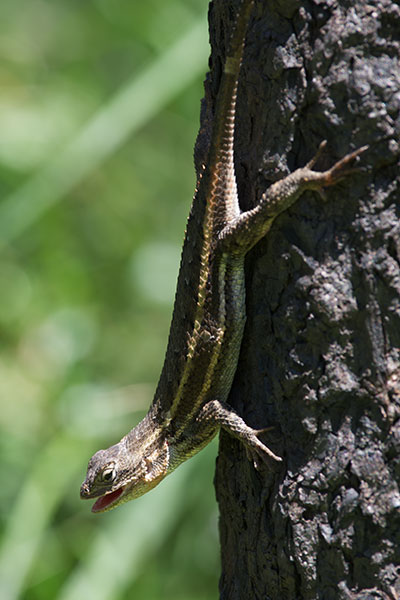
[0, 434, 92, 600]
[58, 460, 197, 600]
[0, 18, 208, 246]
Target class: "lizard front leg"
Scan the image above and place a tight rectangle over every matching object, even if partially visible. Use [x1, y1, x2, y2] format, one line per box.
[196, 399, 282, 467]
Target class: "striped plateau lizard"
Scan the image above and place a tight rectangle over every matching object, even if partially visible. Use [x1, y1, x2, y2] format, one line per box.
[80, 0, 367, 513]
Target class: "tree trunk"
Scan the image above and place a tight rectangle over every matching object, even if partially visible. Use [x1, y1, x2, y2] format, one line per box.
[201, 1, 400, 598]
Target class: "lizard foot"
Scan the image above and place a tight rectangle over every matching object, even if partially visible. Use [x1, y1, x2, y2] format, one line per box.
[198, 400, 282, 467]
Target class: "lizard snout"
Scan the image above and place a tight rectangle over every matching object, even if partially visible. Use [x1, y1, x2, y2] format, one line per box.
[80, 481, 91, 498]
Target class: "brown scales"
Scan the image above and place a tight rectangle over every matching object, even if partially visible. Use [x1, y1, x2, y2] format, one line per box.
[81, 0, 367, 513]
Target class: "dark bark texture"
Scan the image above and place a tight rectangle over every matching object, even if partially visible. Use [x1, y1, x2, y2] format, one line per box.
[198, 0, 400, 598]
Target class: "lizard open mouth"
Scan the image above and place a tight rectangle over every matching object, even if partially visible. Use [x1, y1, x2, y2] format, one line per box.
[92, 486, 125, 513]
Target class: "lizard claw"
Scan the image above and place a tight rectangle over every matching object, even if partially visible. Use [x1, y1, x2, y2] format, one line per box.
[305, 140, 328, 169]
[245, 440, 282, 470]
[246, 432, 283, 467]
[308, 143, 369, 189]
[324, 144, 369, 186]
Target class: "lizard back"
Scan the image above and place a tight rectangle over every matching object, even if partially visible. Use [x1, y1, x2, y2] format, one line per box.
[150, 0, 255, 425]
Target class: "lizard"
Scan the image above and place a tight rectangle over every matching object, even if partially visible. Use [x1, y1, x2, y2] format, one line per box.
[80, 0, 367, 513]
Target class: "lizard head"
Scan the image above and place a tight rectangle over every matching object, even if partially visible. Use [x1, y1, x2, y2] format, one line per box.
[80, 435, 169, 513]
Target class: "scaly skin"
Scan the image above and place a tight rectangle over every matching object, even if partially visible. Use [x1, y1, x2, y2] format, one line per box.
[80, 0, 367, 513]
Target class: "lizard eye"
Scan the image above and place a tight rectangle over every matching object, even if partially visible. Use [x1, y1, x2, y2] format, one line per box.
[101, 465, 116, 483]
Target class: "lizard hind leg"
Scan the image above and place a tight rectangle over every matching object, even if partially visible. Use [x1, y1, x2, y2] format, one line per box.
[196, 399, 282, 469]
[218, 143, 368, 255]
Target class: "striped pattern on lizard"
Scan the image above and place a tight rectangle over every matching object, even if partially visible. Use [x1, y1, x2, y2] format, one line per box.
[80, 0, 367, 513]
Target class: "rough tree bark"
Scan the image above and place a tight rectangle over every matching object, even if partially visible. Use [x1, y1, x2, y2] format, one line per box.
[196, 0, 400, 598]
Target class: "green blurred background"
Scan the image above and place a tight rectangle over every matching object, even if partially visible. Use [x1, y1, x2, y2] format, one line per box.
[0, 1, 220, 598]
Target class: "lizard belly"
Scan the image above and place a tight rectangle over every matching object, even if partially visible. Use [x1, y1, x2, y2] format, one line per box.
[168, 253, 246, 453]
